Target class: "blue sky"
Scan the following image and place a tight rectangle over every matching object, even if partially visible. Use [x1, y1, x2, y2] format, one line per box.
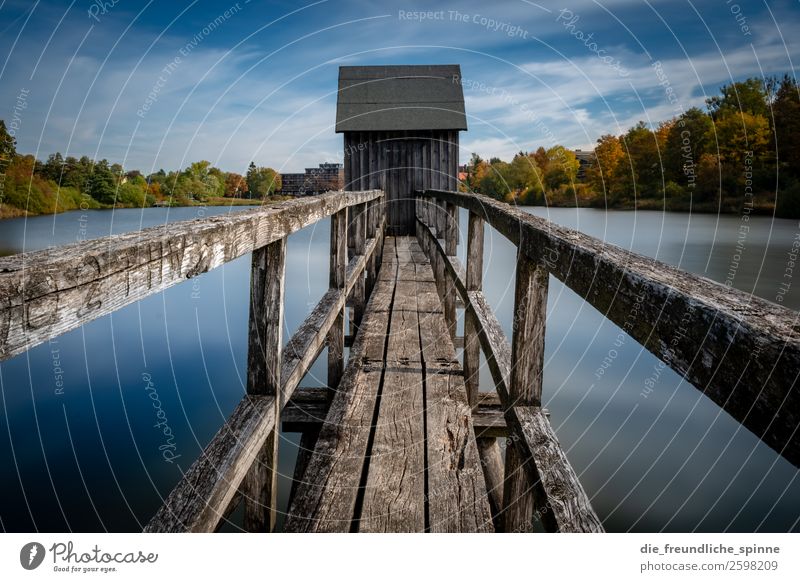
[1, 0, 798, 174]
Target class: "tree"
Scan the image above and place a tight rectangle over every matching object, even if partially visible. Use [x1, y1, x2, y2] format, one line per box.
[85, 161, 117, 204]
[224, 172, 249, 197]
[542, 146, 580, 191]
[707, 78, 769, 120]
[620, 122, 662, 198]
[0, 119, 15, 161]
[665, 107, 714, 185]
[246, 162, 281, 197]
[586, 134, 624, 199]
[773, 75, 800, 181]
[714, 111, 772, 167]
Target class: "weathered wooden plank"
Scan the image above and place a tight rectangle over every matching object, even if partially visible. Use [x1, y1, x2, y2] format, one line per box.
[510, 249, 548, 407]
[426, 367, 494, 532]
[242, 238, 286, 531]
[144, 395, 276, 533]
[284, 243, 398, 532]
[280, 386, 510, 438]
[476, 437, 505, 531]
[464, 212, 484, 409]
[513, 406, 604, 533]
[503, 248, 549, 532]
[0, 189, 383, 362]
[419, 190, 800, 467]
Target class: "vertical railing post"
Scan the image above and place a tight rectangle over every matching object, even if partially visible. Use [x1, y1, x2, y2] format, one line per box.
[351, 203, 366, 330]
[502, 244, 549, 533]
[442, 201, 457, 340]
[463, 211, 505, 530]
[328, 208, 348, 396]
[242, 236, 287, 532]
[365, 200, 378, 298]
[463, 212, 483, 409]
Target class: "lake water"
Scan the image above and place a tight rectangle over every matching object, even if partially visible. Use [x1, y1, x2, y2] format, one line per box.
[0, 205, 797, 532]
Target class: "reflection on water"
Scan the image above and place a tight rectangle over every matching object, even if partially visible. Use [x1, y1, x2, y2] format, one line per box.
[0, 206, 797, 532]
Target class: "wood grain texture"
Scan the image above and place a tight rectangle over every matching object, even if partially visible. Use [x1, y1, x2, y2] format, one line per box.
[243, 237, 286, 531]
[464, 210, 484, 405]
[144, 395, 276, 533]
[426, 370, 494, 532]
[0, 190, 382, 362]
[284, 244, 398, 532]
[328, 208, 348, 394]
[513, 406, 604, 533]
[418, 189, 800, 467]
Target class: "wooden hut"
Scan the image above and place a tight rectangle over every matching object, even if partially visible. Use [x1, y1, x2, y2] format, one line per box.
[336, 65, 467, 235]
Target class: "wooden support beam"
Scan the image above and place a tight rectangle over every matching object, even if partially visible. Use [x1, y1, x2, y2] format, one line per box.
[476, 437, 505, 531]
[502, 247, 548, 534]
[350, 203, 367, 329]
[463, 212, 484, 410]
[328, 209, 347, 396]
[242, 237, 287, 532]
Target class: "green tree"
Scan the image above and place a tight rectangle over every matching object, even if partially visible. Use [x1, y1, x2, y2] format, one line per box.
[0, 119, 15, 160]
[85, 161, 116, 204]
[707, 78, 769, 120]
[246, 162, 281, 197]
[542, 146, 580, 191]
[773, 75, 800, 181]
[620, 122, 662, 198]
[665, 107, 714, 185]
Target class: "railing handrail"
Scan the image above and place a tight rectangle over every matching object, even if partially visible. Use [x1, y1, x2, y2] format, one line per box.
[417, 189, 800, 468]
[0, 189, 383, 363]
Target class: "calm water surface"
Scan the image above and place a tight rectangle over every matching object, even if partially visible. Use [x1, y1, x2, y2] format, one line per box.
[0, 205, 797, 532]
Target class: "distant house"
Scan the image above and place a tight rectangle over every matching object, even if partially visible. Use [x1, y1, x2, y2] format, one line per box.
[280, 163, 344, 196]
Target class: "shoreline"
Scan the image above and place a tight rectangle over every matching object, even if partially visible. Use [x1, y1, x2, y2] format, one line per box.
[0, 196, 288, 220]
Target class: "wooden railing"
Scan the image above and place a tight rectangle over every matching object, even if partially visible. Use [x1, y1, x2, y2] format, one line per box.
[415, 189, 800, 531]
[0, 189, 385, 532]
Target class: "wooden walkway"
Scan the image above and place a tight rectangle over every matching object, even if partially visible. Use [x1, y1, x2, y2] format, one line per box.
[5, 188, 795, 534]
[285, 237, 494, 532]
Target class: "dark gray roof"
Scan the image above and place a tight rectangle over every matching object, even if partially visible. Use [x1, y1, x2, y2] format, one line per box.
[335, 65, 467, 132]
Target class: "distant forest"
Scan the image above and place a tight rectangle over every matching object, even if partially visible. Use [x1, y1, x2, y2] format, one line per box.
[0, 122, 282, 218]
[462, 75, 800, 217]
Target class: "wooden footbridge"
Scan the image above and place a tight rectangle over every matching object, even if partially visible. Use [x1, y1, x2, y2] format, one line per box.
[0, 64, 797, 533]
[0, 188, 798, 533]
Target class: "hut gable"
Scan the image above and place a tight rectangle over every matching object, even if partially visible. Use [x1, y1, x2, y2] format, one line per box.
[335, 65, 467, 132]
